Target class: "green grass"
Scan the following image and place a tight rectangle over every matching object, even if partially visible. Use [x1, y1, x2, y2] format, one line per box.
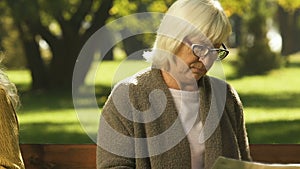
[17, 90, 93, 143]
[225, 55, 300, 143]
[6, 55, 300, 144]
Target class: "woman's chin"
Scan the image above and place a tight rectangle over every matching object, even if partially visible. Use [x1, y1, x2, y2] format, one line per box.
[193, 72, 206, 80]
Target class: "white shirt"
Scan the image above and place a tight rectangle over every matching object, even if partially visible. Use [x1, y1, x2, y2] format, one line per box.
[169, 88, 205, 169]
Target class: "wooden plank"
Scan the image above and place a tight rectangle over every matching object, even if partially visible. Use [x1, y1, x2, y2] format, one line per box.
[250, 144, 300, 164]
[20, 144, 300, 169]
[20, 144, 96, 169]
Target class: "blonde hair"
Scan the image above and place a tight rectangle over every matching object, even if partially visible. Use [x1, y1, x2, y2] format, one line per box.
[143, 0, 232, 68]
[0, 53, 20, 110]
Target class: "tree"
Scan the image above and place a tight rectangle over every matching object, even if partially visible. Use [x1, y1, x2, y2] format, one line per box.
[237, 0, 281, 75]
[3, 0, 113, 90]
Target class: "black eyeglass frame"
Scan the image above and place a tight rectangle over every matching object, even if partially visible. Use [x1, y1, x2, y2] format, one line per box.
[190, 43, 229, 61]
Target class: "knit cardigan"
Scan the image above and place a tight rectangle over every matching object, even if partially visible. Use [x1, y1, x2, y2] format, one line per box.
[97, 68, 251, 169]
[0, 88, 25, 169]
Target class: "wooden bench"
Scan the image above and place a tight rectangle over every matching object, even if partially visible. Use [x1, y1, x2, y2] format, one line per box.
[20, 144, 300, 169]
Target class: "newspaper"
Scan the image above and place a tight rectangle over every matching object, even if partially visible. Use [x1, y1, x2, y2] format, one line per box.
[212, 156, 300, 169]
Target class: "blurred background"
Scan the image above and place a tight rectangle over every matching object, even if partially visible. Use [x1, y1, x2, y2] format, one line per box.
[0, 0, 300, 144]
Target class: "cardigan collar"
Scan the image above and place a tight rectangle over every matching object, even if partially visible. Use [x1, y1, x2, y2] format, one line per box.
[149, 67, 223, 169]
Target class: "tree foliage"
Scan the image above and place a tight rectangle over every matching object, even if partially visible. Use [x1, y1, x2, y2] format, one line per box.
[277, 0, 300, 12]
[220, 0, 251, 17]
[0, 2, 26, 68]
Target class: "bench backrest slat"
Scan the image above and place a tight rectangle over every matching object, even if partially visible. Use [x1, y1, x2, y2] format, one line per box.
[20, 144, 300, 169]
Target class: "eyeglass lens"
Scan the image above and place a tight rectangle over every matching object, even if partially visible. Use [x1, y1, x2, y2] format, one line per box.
[192, 44, 228, 60]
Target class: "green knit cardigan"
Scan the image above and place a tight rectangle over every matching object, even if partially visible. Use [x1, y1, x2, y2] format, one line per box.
[97, 68, 251, 169]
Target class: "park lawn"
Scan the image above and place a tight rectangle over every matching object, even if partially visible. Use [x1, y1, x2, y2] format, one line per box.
[15, 88, 94, 143]
[6, 55, 300, 144]
[226, 55, 300, 143]
[19, 109, 92, 143]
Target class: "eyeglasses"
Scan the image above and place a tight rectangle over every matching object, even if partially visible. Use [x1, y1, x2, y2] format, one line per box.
[191, 43, 229, 61]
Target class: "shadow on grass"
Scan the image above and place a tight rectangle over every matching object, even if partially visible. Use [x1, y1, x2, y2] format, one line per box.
[19, 90, 75, 111]
[22, 84, 300, 111]
[20, 120, 300, 144]
[239, 92, 300, 108]
[72, 84, 112, 109]
[224, 61, 279, 80]
[18, 84, 112, 112]
[285, 58, 300, 68]
[246, 119, 300, 144]
[20, 122, 94, 144]
[18, 85, 112, 143]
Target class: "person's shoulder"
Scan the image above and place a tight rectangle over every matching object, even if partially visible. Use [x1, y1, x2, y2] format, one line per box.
[112, 67, 161, 89]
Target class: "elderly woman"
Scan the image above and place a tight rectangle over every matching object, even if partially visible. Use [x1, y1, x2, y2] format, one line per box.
[97, 0, 251, 168]
[0, 68, 25, 168]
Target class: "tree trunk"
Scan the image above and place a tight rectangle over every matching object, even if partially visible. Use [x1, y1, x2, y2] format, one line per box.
[121, 29, 147, 60]
[101, 27, 114, 61]
[229, 14, 242, 48]
[48, 37, 81, 90]
[16, 23, 48, 90]
[277, 6, 300, 56]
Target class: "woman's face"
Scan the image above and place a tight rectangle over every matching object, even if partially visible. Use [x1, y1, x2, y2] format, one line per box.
[174, 37, 220, 81]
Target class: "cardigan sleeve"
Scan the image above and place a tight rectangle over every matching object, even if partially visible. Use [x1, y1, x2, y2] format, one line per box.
[230, 86, 252, 161]
[0, 89, 25, 169]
